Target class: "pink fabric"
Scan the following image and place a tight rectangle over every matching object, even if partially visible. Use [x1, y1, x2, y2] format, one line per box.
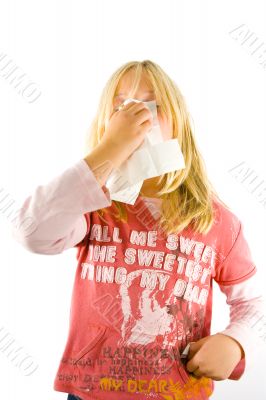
[217, 273, 265, 379]
[12, 159, 111, 253]
[138, 197, 265, 380]
[12, 158, 264, 399]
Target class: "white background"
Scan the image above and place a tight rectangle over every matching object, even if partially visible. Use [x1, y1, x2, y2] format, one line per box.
[0, 0, 266, 399]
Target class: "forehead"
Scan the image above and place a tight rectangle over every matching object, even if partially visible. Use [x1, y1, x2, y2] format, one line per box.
[114, 90, 155, 100]
[114, 70, 155, 98]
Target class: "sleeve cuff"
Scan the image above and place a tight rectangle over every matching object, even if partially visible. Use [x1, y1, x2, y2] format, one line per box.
[218, 324, 255, 380]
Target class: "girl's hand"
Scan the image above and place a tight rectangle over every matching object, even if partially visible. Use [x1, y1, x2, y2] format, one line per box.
[101, 100, 153, 163]
[186, 333, 244, 381]
[84, 100, 153, 187]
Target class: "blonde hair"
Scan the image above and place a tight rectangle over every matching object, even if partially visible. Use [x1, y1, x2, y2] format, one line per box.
[84, 59, 230, 236]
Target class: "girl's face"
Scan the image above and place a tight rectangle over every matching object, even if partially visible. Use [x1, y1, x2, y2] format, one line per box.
[113, 70, 173, 141]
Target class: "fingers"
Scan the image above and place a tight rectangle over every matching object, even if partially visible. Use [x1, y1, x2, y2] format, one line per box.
[126, 102, 153, 126]
[115, 99, 153, 129]
[186, 341, 205, 377]
[120, 100, 151, 116]
[191, 367, 202, 378]
[185, 339, 212, 379]
[187, 336, 211, 359]
[121, 100, 145, 112]
[186, 358, 207, 378]
[185, 335, 232, 381]
[186, 355, 200, 373]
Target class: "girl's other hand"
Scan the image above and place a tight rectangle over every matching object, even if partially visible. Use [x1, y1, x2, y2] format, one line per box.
[185, 333, 244, 381]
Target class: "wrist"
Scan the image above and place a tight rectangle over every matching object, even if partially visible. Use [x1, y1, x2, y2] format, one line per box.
[84, 141, 127, 187]
[99, 138, 130, 169]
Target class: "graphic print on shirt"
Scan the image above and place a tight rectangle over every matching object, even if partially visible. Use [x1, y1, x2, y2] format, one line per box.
[71, 222, 216, 398]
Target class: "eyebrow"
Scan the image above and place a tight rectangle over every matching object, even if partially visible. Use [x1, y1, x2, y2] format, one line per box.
[114, 90, 154, 98]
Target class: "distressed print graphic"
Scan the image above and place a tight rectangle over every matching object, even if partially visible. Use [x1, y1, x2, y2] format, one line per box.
[67, 222, 217, 397]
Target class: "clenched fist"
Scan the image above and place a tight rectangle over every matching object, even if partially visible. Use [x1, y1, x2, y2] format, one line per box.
[186, 333, 245, 381]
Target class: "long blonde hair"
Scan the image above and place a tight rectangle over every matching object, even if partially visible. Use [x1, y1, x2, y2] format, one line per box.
[84, 60, 229, 236]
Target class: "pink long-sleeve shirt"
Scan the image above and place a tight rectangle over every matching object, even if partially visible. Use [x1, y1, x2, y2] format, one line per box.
[12, 158, 265, 400]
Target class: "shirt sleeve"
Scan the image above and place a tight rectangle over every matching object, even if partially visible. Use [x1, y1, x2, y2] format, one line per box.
[213, 219, 257, 285]
[12, 158, 112, 254]
[215, 271, 266, 380]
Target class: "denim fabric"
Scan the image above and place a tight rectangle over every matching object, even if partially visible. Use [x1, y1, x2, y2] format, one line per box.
[67, 394, 83, 400]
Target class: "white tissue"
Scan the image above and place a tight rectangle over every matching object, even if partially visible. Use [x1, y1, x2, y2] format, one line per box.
[105, 98, 185, 205]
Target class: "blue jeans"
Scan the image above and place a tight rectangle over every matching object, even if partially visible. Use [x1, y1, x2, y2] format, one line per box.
[67, 395, 83, 400]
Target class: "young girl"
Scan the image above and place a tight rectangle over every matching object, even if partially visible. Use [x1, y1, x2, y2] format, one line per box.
[12, 60, 264, 400]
